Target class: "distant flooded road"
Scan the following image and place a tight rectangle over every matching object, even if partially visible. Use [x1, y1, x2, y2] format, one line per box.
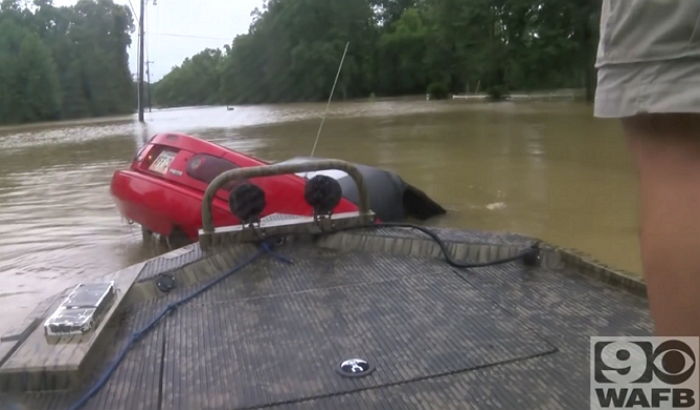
[0, 99, 639, 335]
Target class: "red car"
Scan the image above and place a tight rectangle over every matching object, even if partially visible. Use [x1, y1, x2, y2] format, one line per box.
[111, 133, 358, 243]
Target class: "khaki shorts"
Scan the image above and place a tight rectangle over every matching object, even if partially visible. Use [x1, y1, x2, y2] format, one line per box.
[594, 0, 700, 118]
[594, 58, 700, 118]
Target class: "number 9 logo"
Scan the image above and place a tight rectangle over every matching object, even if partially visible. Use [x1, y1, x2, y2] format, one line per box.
[595, 341, 652, 383]
[594, 340, 697, 385]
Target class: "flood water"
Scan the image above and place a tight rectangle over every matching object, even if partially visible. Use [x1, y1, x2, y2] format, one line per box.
[0, 99, 640, 335]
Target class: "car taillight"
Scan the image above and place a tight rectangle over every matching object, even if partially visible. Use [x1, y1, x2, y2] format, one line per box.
[131, 144, 150, 168]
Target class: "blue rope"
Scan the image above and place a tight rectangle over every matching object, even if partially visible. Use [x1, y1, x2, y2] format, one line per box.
[260, 241, 294, 264]
[69, 243, 291, 410]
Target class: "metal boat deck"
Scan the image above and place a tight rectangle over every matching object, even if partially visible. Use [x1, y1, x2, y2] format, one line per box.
[0, 227, 651, 409]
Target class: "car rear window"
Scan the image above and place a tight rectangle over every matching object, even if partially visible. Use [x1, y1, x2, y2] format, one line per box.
[186, 154, 239, 184]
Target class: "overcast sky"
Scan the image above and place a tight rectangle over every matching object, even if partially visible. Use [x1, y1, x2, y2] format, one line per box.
[54, 0, 262, 80]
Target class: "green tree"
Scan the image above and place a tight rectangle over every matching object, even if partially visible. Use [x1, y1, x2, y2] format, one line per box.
[371, 0, 418, 26]
[154, 49, 224, 107]
[418, 0, 598, 98]
[377, 7, 430, 95]
[151, 0, 605, 106]
[215, 0, 376, 105]
[0, 18, 61, 123]
[0, 0, 135, 124]
[61, 0, 135, 116]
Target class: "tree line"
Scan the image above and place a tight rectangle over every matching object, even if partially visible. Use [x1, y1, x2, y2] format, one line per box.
[0, 0, 134, 125]
[154, 0, 600, 107]
[0, 0, 600, 124]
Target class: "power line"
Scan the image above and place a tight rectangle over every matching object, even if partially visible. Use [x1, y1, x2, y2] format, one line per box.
[147, 32, 231, 41]
[126, 0, 139, 25]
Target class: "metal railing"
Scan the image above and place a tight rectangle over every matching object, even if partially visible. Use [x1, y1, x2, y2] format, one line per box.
[200, 160, 372, 235]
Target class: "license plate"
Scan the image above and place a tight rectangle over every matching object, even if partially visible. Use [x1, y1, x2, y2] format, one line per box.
[149, 150, 177, 174]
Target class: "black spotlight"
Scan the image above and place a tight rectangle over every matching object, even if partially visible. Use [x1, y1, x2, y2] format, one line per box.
[229, 183, 266, 224]
[305, 175, 342, 216]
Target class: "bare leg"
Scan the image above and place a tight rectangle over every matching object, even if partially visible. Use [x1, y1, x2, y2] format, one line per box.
[623, 114, 700, 336]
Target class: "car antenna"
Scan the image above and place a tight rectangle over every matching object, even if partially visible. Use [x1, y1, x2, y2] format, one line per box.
[309, 41, 350, 157]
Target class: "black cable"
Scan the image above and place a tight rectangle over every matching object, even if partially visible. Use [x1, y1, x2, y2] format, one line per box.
[67, 220, 533, 409]
[331, 222, 540, 268]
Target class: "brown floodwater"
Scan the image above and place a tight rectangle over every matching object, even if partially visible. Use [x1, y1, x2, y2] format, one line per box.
[0, 99, 640, 336]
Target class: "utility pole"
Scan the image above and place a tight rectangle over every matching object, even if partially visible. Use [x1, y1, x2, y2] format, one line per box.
[146, 61, 154, 112]
[137, 0, 145, 122]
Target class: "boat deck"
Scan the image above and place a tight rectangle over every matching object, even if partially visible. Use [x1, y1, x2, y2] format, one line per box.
[0, 228, 651, 409]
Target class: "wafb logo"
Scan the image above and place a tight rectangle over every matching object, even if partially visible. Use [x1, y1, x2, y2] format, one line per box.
[590, 337, 699, 409]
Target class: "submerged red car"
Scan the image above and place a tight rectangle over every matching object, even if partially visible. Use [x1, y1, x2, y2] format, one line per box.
[111, 133, 358, 242]
[111, 133, 444, 244]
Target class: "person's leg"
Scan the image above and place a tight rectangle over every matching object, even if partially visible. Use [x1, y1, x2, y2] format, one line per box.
[623, 113, 700, 336]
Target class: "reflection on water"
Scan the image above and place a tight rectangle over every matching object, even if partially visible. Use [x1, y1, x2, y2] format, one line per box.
[0, 99, 639, 335]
